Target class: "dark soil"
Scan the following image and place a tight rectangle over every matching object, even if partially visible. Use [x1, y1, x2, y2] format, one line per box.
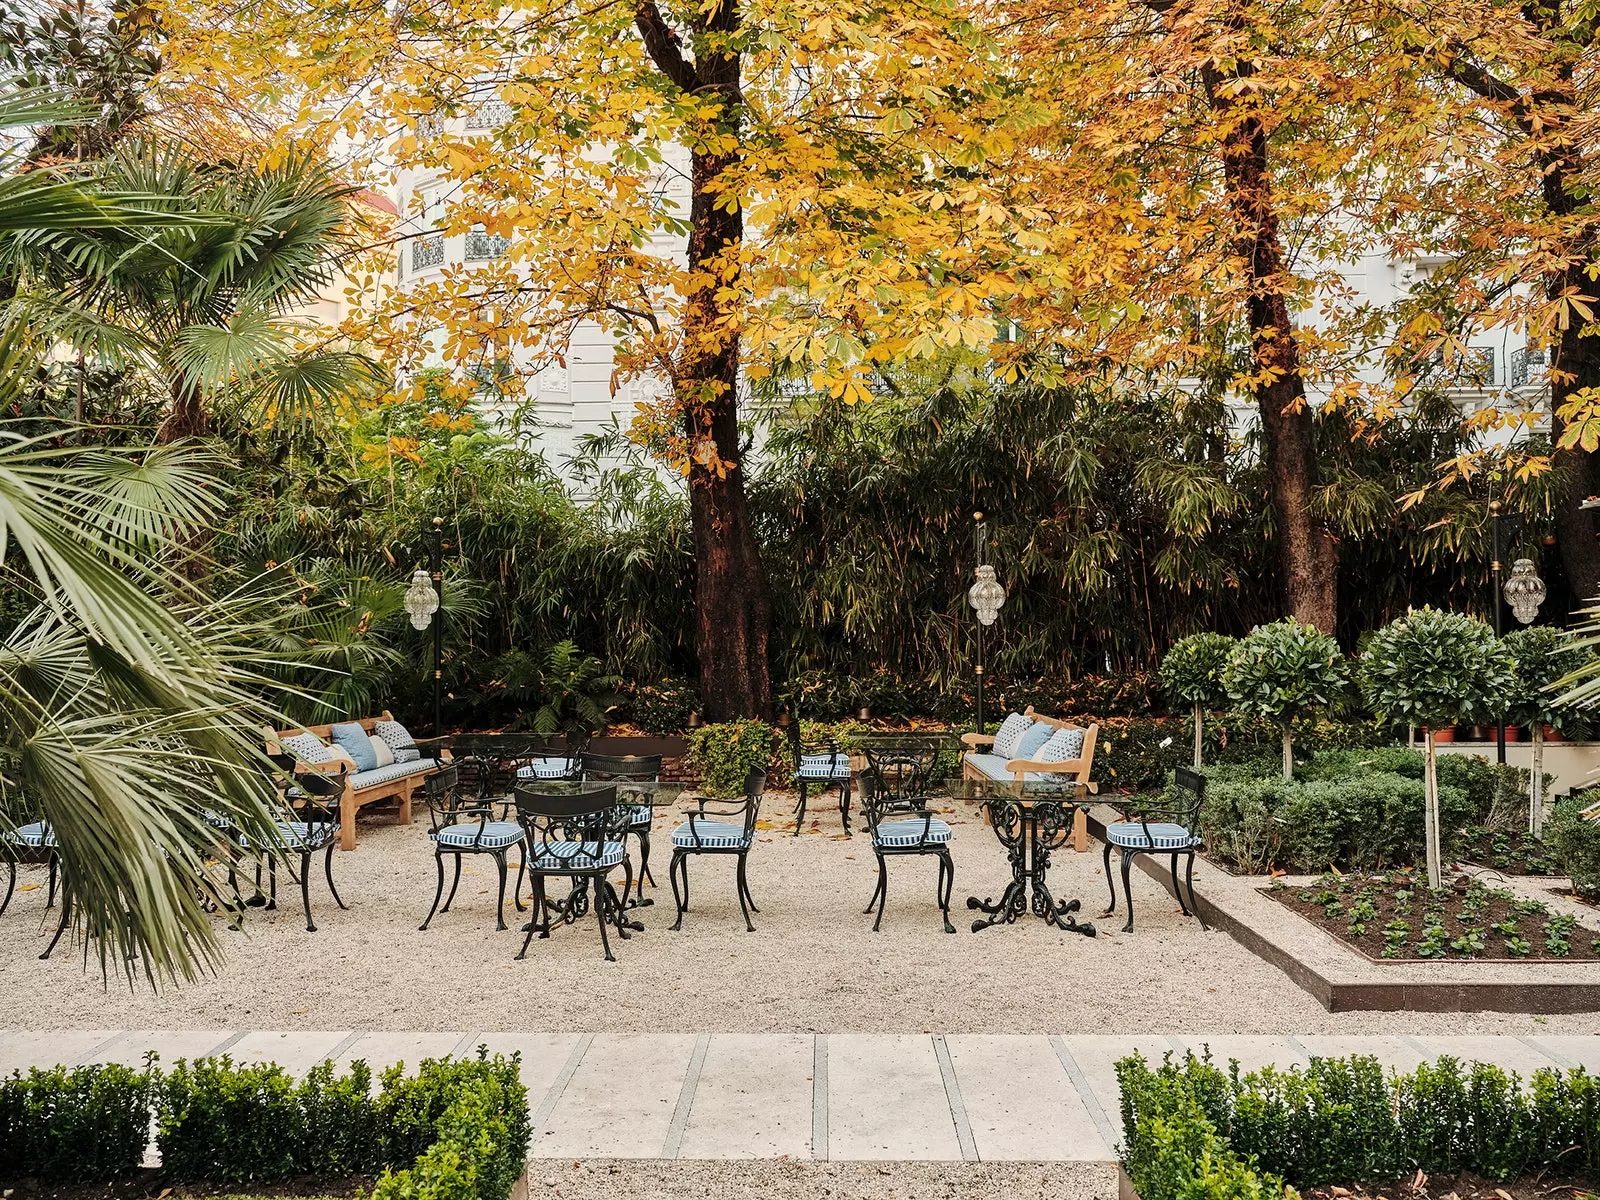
[1300, 1169, 1594, 1200]
[1263, 870, 1600, 962]
[0, 1173, 369, 1200]
[1455, 826, 1559, 876]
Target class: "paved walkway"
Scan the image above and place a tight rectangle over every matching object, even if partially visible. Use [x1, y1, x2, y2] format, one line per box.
[2, 1031, 1596, 1163]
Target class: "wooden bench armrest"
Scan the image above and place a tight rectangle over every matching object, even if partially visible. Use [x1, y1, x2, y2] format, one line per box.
[961, 733, 996, 748]
[296, 759, 349, 775]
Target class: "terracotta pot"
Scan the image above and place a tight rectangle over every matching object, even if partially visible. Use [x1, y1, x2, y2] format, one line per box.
[1544, 725, 1566, 743]
[1431, 727, 1455, 744]
[1503, 725, 1523, 743]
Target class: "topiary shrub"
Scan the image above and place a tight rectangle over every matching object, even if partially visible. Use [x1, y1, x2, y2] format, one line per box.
[0, 1060, 155, 1182]
[1504, 626, 1592, 835]
[1547, 792, 1600, 900]
[1357, 608, 1515, 887]
[1222, 619, 1346, 781]
[1160, 633, 1236, 768]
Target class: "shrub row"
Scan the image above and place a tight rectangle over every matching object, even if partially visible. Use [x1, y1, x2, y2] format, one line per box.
[1188, 748, 1525, 874]
[0, 1051, 527, 1198]
[1119, 1051, 1600, 1200]
[1550, 790, 1600, 900]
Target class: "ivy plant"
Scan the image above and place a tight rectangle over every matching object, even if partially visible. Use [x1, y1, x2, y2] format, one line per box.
[1161, 632, 1236, 768]
[1356, 607, 1515, 887]
[1222, 619, 1345, 780]
[686, 719, 775, 798]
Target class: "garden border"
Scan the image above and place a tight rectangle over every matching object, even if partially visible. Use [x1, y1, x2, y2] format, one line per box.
[1087, 807, 1600, 1014]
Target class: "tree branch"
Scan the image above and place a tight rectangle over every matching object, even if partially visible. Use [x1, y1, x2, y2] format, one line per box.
[634, 0, 700, 95]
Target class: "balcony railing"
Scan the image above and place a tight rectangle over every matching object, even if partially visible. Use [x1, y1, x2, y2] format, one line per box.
[464, 230, 510, 261]
[411, 234, 444, 271]
[1429, 346, 1496, 388]
[465, 100, 513, 130]
[1510, 346, 1547, 388]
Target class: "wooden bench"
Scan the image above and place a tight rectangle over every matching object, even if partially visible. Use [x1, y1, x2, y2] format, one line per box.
[264, 711, 449, 851]
[961, 708, 1100, 852]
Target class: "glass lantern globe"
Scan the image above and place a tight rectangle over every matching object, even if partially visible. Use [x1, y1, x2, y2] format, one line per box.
[404, 568, 440, 631]
[967, 564, 1007, 627]
[1503, 558, 1546, 625]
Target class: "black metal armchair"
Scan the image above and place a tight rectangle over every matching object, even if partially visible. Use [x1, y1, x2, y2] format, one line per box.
[239, 764, 350, 932]
[787, 722, 853, 836]
[1101, 764, 1206, 933]
[580, 753, 662, 908]
[419, 764, 528, 932]
[669, 769, 764, 932]
[512, 783, 632, 961]
[860, 745, 955, 933]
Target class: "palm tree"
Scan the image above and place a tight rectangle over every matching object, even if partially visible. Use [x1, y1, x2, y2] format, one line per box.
[4, 138, 385, 440]
[0, 90, 299, 983]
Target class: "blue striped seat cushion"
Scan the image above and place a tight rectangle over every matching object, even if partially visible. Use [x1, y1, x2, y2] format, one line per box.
[795, 753, 851, 780]
[624, 804, 653, 828]
[527, 840, 625, 871]
[202, 809, 237, 831]
[671, 820, 751, 849]
[433, 820, 524, 850]
[873, 817, 952, 848]
[4, 821, 55, 848]
[1106, 822, 1200, 850]
[517, 757, 576, 780]
[240, 820, 338, 851]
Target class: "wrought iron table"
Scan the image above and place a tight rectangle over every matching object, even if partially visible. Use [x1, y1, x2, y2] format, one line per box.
[967, 794, 1097, 936]
[512, 780, 661, 938]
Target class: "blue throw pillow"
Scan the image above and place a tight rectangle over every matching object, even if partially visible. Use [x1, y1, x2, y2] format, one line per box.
[329, 722, 378, 772]
[1012, 721, 1054, 761]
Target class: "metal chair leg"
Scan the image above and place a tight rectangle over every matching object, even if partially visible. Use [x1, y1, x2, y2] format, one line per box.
[40, 888, 70, 959]
[442, 854, 463, 912]
[512, 843, 528, 912]
[300, 850, 316, 932]
[1101, 840, 1116, 915]
[841, 778, 853, 837]
[420, 853, 446, 930]
[740, 861, 760, 913]
[862, 857, 885, 914]
[872, 855, 889, 932]
[0, 859, 14, 916]
[325, 843, 348, 910]
[595, 876, 616, 962]
[1185, 852, 1207, 931]
[493, 851, 509, 932]
[937, 851, 955, 934]
[735, 853, 755, 932]
[669, 850, 687, 931]
[267, 856, 278, 910]
[1169, 852, 1190, 915]
[1120, 849, 1135, 933]
[46, 854, 57, 909]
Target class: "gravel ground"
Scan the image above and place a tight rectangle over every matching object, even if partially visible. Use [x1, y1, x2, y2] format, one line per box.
[1, 793, 1596, 1034]
[525, 1160, 1112, 1200]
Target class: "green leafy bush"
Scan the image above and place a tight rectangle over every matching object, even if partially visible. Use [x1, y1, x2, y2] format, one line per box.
[1161, 632, 1236, 766]
[1118, 1050, 1600, 1200]
[1548, 792, 1600, 900]
[0, 1060, 155, 1182]
[375, 1054, 529, 1200]
[1223, 620, 1347, 779]
[686, 719, 776, 797]
[625, 678, 701, 734]
[157, 1057, 302, 1182]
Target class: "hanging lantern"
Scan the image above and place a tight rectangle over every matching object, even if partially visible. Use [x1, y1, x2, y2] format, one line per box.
[1503, 558, 1546, 625]
[404, 568, 440, 631]
[967, 564, 1007, 626]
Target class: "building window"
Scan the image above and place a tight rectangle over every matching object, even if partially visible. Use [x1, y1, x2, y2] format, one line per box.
[412, 235, 444, 270]
[465, 229, 510, 261]
[465, 99, 513, 130]
[1429, 346, 1496, 387]
[1509, 346, 1546, 388]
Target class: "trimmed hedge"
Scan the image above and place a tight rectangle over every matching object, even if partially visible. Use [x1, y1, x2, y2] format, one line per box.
[1119, 1051, 1600, 1200]
[0, 1050, 527, 1200]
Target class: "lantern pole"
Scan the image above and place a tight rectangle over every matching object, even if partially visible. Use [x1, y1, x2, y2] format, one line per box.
[426, 516, 444, 737]
[974, 514, 986, 736]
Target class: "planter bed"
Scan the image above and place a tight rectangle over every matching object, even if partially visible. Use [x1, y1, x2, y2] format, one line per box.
[1263, 870, 1599, 962]
[5, 1179, 368, 1200]
[1454, 825, 1559, 876]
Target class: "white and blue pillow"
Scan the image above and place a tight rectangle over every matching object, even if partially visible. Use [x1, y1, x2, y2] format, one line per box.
[373, 720, 421, 763]
[329, 722, 378, 771]
[992, 713, 1034, 759]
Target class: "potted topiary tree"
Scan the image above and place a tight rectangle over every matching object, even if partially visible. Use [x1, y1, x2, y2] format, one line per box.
[1222, 619, 1345, 782]
[1504, 626, 1591, 836]
[1160, 632, 1236, 769]
[1357, 608, 1516, 889]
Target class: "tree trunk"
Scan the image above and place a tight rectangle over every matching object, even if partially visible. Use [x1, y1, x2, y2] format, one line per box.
[157, 378, 208, 444]
[636, 0, 772, 721]
[1281, 728, 1293, 781]
[1530, 723, 1546, 837]
[1204, 64, 1338, 632]
[1423, 727, 1442, 890]
[1193, 699, 1203, 769]
[1549, 263, 1600, 605]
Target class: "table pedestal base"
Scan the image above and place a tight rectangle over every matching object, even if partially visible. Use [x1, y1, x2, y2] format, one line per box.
[966, 798, 1097, 936]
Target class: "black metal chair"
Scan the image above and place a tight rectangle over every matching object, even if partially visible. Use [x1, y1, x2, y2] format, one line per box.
[787, 722, 854, 836]
[513, 733, 587, 784]
[2, 815, 60, 954]
[860, 746, 955, 933]
[580, 753, 662, 908]
[419, 764, 528, 932]
[1101, 764, 1207, 933]
[669, 769, 764, 932]
[512, 783, 632, 961]
[239, 764, 349, 932]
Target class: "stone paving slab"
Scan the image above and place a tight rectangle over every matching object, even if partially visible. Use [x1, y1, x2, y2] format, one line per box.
[2, 1029, 1591, 1164]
